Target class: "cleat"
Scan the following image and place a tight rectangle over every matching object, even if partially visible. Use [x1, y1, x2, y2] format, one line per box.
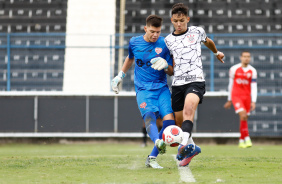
[245, 140, 252, 148]
[179, 145, 201, 167]
[155, 139, 166, 154]
[239, 142, 247, 148]
[176, 144, 195, 161]
[145, 156, 163, 169]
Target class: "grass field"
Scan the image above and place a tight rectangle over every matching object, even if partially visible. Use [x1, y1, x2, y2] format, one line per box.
[0, 142, 281, 184]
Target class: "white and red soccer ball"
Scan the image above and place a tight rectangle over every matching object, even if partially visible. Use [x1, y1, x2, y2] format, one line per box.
[162, 125, 183, 147]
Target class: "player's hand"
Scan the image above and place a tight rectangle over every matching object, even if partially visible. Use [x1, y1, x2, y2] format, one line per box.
[224, 101, 232, 109]
[150, 57, 168, 71]
[251, 102, 256, 111]
[217, 52, 225, 63]
[111, 71, 126, 94]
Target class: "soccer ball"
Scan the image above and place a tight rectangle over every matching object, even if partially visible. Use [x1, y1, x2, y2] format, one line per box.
[162, 125, 183, 147]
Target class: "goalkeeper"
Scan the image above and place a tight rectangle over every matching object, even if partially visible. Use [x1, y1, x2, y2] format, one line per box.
[111, 15, 175, 169]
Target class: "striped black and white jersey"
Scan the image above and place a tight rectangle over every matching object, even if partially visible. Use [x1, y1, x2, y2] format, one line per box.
[165, 26, 207, 86]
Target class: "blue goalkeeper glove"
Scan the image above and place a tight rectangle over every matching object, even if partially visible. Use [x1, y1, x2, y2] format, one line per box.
[111, 71, 126, 94]
[150, 57, 168, 71]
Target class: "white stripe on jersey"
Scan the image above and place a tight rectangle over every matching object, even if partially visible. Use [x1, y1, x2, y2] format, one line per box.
[165, 26, 207, 86]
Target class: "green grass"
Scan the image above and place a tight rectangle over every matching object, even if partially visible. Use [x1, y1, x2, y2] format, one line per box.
[0, 142, 281, 184]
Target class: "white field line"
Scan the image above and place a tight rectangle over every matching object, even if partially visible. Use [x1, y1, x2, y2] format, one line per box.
[172, 154, 196, 183]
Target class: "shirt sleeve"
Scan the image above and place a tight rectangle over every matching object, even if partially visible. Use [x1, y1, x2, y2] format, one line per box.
[164, 37, 173, 56]
[128, 38, 134, 59]
[251, 68, 258, 102]
[197, 27, 207, 43]
[163, 45, 173, 66]
[227, 67, 235, 101]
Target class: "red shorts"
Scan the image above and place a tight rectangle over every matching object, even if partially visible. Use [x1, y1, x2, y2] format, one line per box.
[231, 95, 251, 115]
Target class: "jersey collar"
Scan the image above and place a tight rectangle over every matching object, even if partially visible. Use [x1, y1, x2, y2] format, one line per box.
[172, 28, 189, 36]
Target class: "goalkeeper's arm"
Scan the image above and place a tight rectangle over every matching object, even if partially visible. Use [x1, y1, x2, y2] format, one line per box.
[111, 56, 134, 94]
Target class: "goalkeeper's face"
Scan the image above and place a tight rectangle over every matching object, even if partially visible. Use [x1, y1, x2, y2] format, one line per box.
[144, 26, 161, 42]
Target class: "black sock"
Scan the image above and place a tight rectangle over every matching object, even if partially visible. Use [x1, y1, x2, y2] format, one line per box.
[181, 120, 193, 137]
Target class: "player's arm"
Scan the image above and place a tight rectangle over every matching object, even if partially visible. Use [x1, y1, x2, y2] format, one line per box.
[204, 37, 225, 63]
[121, 56, 134, 73]
[165, 59, 175, 76]
[250, 70, 258, 111]
[164, 65, 173, 76]
[111, 56, 134, 94]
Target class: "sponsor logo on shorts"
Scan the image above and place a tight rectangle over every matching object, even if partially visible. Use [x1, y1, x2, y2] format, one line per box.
[235, 102, 241, 108]
[140, 102, 147, 109]
[192, 89, 199, 93]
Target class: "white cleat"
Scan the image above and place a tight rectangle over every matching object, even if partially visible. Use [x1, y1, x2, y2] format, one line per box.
[145, 156, 163, 169]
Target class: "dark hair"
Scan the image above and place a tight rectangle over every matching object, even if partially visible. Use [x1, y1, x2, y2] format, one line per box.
[241, 51, 251, 56]
[146, 15, 163, 27]
[171, 3, 189, 16]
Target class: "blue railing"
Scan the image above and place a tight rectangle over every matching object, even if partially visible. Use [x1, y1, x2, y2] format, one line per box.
[115, 33, 282, 95]
[1, 33, 282, 94]
[0, 33, 66, 90]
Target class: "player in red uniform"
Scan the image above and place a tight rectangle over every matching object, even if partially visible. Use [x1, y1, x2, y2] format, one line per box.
[224, 51, 257, 148]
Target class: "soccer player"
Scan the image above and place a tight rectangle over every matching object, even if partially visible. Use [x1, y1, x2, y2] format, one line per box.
[111, 15, 176, 169]
[224, 51, 257, 148]
[164, 3, 225, 167]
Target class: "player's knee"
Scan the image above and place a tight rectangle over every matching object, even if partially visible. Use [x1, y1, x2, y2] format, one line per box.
[239, 113, 248, 121]
[183, 104, 195, 116]
[241, 116, 248, 121]
[143, 112, 157, 126]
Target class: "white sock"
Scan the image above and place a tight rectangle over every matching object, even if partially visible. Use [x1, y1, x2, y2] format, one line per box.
[239, 139, 244, 143]
[180, 132, 190, 146]
[154, 139, 160, 146]
[188, 136, 195, 146]
[245, 136, 251, 142]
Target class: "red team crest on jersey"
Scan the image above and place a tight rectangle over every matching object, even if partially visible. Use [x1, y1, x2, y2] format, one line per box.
[140, 102, 147, 109]
[155, 48, 162, 54]
[187, 34, 195, 43]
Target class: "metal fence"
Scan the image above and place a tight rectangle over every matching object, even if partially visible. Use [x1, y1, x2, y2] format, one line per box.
[0, 33, 282, 94]
[115, 33, 282, 95]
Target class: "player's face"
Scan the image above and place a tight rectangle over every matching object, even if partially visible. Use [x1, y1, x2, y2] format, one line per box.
[144, 26, 161, 42]
[240, 52, 251, 66]
[171, 13, 190, 34]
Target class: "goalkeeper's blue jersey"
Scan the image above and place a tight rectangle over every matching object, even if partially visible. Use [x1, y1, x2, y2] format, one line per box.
[128, 35, 173, 92]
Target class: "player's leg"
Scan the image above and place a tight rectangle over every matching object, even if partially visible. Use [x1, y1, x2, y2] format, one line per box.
[243, 96, 252, 147]
[143, 111, 166, 169]
[156, 118, 163, 131]
[178, 82, 205, 166]
[174, 111, 183, 127]
[171, 84, 195, 162]
[158, 86, 176, 140]
[137, 89, 165, 169]
[233, 96, 251, 148]
[177, 93, 200, 164]
[238, 110, 248, 148]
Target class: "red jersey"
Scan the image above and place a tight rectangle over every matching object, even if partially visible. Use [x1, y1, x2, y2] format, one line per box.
[228, 63, 257, 102]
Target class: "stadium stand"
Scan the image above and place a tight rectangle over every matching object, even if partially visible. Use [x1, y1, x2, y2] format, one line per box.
[0, 0, 67, 91]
